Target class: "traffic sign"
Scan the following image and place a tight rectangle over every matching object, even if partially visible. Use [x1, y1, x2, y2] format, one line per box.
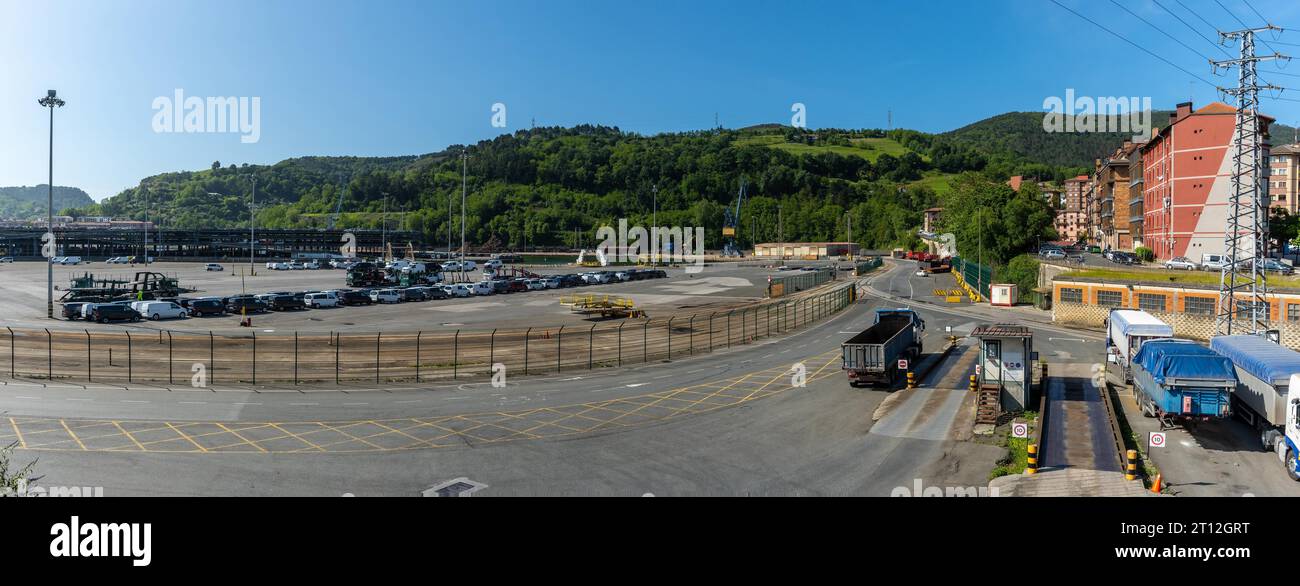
[897, 359, 909, 370]
[1011, 422, 1029, 439]
[1149, 432, 1166, 449]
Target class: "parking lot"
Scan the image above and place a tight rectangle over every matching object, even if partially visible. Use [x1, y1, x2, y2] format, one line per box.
[0, 259, 834, 334]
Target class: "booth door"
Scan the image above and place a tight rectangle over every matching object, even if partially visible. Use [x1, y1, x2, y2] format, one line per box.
[982, 340, 1002, 385]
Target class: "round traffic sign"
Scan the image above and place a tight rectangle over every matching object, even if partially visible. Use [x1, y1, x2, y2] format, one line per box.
[1012, 422, 1029, 438]
[1149, 432, 1166, 448]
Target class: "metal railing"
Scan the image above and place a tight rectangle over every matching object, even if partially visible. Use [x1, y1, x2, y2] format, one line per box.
[1, 283, 859, 386]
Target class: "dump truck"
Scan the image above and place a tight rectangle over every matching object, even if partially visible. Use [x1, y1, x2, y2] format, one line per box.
[1131, 339, 1235, 427]
[1209, 335, 1300, 480]
[841, 308, 925, 387]
[1105, 309, 1174, 385]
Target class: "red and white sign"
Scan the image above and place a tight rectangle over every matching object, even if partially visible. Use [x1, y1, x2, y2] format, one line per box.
[1011, 422, 1029, 439]
[897, 359, 909, 371]
[1149, 432, 1166, 449]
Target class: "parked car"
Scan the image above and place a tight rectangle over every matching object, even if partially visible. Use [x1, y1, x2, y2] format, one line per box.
[1163, 256, 1199, 271]
[204, 263, 224, 271]
[226, 297, 268, 314]
[262, 294, 306, 311]
[522, 278, 545, 291]
[398, 288, 426, 302]
[106, 256, 130, 264]
[134, 301, 188, 320]
[467, 281, 493, 296]
[1256, 258, 1295, 275]
[92, 304, 141, 323]
[483, 259, 503, 270]
[444, 284, 472, 298]
[61, 302, 87, 320]
[370, 289, 401, 304]
[303, 260, 321, 270]
[1114, 252, 1138, 265]
[422, 286, 449, 300]
[1042, 249, 1066, 261]
[1200, 253, 1228, 271]
[304, 292, 339, 308]
[187, 298, 226, 316]
[340, 290, 373, 306]
[543, 276, 562, 289]
[0, 257, 12, 263]
[502, 279, 528, 293]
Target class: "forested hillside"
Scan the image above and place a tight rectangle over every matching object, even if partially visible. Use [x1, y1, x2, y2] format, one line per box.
[64, 124, 1069, 252]
[0, 185, 93, 219]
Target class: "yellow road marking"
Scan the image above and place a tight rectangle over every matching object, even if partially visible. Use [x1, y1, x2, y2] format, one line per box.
[166, 422, 207, 452]
[111, 421, 147, 451]
[9, 417, 25, 448]
[215, 423, 268, 453]
[59, 420, 87, 450]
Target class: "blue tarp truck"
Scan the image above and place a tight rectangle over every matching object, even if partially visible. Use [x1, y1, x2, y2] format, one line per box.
[1130, 339, 1235, 427]
[1209, 335, 1300, 481]
[1105, 309, 1174, 385]
[841, 308, 924, 387]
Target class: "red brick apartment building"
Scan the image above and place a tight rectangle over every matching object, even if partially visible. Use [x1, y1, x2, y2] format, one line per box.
[1141, 101, 1273, 261]
[1057, 175, 1088, 243]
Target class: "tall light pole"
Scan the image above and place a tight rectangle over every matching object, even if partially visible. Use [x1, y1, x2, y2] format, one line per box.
[381, 192, 389, 257]
[143, 186, 150, 265]
[250, 176, 257, 274]
[39, 90, 65, 319]
[651, 184, 658, 266]
[460, 151, 468, 279]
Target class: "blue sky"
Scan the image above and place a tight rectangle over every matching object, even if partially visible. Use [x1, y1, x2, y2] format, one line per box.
[2, 0, 1300, 201]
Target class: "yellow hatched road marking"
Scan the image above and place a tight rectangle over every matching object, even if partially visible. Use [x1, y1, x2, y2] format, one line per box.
[9, 417, 25, 448]
[215, 423, 268, 453]
[111, 421, 146, 451]
[166, 422, 207, 452]
[59, 420, 87, 450]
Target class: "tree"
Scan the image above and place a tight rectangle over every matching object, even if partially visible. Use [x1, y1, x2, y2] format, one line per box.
[212, 161, 221, 171]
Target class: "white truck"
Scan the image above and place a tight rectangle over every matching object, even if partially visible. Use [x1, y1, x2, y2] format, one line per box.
[1105, 309, 1174, 385]
[1210, 335, 1300, 481]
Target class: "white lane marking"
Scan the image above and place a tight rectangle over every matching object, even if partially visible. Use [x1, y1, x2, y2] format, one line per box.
[687, 369, 707, 374]
[342, 402, 368, 406]
[289, 402, 319, 406]
[14, 396, 38, 399]
[395, 400, 422, 404]
[64, 398, 92, 402]
[232, 402, 262, 406]
[653, 375, 671, 379]
[178, 401, 207, 405]
[121, 400, 150, 404]
[625, 383, 646, 388]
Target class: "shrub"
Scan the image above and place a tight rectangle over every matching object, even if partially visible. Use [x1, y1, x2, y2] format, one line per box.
[1134, 246, 1155, 262]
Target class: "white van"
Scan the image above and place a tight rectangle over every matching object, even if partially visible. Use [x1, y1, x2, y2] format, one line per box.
[1200, 253, 1228, 271]
[58, 256, 82, 265]
[304, 292, 339, 308]
[470, 281, 495, 296]
[445, 284, 472, 298]
[135, 301, 187, 320]
[370, 289, 401, 304]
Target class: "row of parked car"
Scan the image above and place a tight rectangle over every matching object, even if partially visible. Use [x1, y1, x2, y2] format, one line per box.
[1163, 254, 1295, 275]
[60, 268, 670, 322]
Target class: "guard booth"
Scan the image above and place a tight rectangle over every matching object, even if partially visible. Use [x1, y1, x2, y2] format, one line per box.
[971, 324, 1034, 423]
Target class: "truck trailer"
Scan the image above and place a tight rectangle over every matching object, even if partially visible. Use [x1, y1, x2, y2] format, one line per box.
[1105, 309, 1174, 385]
[1131, 339, 1235, 427]
[1209, 335, 1300, 481]
[841, 308, 925, 387]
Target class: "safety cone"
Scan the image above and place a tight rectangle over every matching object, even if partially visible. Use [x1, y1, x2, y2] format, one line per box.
[1151, 473, 1162, 494]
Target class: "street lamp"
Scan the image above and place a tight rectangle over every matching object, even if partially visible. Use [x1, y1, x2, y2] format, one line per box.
[38, 90, 65, 319]
[651, 184, 658, 266]
[460, 151, 468, 279]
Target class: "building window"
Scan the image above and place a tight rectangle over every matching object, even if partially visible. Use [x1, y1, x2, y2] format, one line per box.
[1138, 293, 1167, 313]
[1184, 296, 1216, 315]
[1236, 300, 1270, 322]
[1097, 290, 1124, 307]
[1059, 288, 1083, 304]
[1287, 303, 1300, 322]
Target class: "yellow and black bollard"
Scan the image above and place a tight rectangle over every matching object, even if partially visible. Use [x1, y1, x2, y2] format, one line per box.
[1027, 444, 1039, 475]
[906, 371, 916, 389]
[1126, 449, 1138, 481]
[968, 374, 977, 392]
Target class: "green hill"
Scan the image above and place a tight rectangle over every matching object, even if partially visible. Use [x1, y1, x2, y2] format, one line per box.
[0, 185, 94, 219]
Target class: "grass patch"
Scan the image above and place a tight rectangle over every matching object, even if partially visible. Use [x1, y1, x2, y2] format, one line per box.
[734, 135, 918, 163]
[988, 410, 1038, 480]
[1067, 267, 1300, 288]
[908, 171, 959, 195]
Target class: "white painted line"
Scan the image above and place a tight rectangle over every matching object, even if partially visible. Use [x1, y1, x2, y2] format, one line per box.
[394, 400, 422, 404]
[121, 400, 149, 404]
[342, 402, 368, 406]
[178, 401, 208, 405]
[625, 383, 646, 388]
[289, 402, 319, 406]
[64, 398, 92, 402]
[14, 396, 37, 399]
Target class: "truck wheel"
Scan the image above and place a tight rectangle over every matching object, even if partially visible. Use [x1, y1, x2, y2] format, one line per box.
[1140, 396, 1155, 418]
[1287, 449, 1300, 482]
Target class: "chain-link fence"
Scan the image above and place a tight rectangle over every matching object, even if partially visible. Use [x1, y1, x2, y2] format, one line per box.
[1, 283, 859, 386]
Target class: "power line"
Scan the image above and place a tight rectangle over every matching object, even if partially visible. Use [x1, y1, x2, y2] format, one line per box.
[1215, 0, 1282, 54]
[1154, 0, 1233, 58]
[1110, 0, 1214, 61]
[1049, 0, 1218, 87]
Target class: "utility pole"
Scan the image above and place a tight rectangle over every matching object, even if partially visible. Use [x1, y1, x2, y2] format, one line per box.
[1211, 25, 1289, 335]
[460, 151, 468, 279]
[38, 90, 64, 319]
[777, 204, 783, 264]
[249, 175, 257, 275]
[381, 192, 388, 256]
[651, 184, 658, 266]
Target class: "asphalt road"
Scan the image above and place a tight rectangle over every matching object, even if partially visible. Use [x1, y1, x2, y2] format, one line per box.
[17, 260, 1281, 497]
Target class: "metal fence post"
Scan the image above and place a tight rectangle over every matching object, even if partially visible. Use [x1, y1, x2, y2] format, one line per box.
[44, 328, 52, 380]
[488, 329, 496, 376]
[556, 325, 564, 373]
[251, 331, 256, 386]
[210, 331, 215, 384]
[667, 317, 674, 359]
[689, 315, 695, 355]
[642, 320, 648, 363]
[727, 311, 732, 348]
[741, 308, 746, 343]
[617, 322, 624, 366]
[334, 332, 340, 384]
[453, 329, 460, 380]
[85, 330, 91, 382]
[7, 327, 13, 377]
[415, 331, 422, 383]
[125, 330, 132, 383]
[524, 327, 531, 374]
[293, 331, 299, 385]
[166, 331, 173, 384]
[588, 324, 596, 369]
[708, 312, 715, 352]
[375, 332, 381, 384]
